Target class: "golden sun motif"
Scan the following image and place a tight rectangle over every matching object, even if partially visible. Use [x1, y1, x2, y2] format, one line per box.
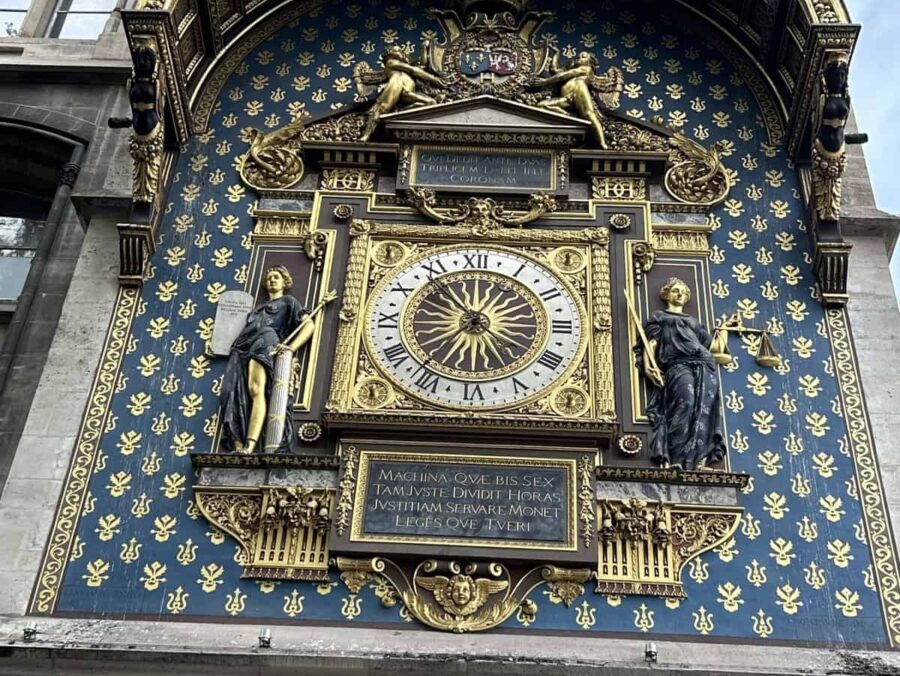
[404, 271, 548, 381]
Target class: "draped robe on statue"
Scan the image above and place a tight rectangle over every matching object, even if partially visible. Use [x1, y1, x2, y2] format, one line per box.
[637, 310, 726, 470]
[220, 295, 306, 453]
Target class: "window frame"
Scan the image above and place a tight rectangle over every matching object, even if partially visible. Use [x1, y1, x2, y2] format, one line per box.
[44, 0, 116, 39]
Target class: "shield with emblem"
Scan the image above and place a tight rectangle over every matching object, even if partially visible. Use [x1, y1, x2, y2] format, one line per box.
[459, 46, 518, 78]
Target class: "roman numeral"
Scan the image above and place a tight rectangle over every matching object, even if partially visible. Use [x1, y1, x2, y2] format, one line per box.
[513, 263, 525, 278]
[537, 350, 563, 370]
[551, 319, 573, 334]
[391, 283, 414, 297]
[377, 311, 399, 328]
[383, 343, 408, 368]
[413, 369, 441, 393]
[462, 253, 488, 269]
[420, 260, 447, 278]
[512, 377, 528, 394]
[539, 288, 562, 301]
[463, 383, 484, 401]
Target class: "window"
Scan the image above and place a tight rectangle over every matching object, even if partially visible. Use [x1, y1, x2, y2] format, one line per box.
[0, 0, 28, 36]
[46, 0, 115, 38]
[0, 216, 45, 303]
[0, 190, 50, 343]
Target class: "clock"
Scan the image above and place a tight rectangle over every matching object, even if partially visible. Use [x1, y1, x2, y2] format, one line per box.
[326, 221, 615, 433]
[364, 245, 586, 410]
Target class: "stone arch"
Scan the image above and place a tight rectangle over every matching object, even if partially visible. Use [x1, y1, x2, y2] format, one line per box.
[188, 0, 790, 146]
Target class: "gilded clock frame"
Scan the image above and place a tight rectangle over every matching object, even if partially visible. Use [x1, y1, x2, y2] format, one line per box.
[325, 219, 616, 433]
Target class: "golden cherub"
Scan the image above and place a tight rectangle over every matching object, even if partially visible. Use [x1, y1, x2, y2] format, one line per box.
[417, 574, 508, 617]
[533, 51, 624, 149]
[354, 45, 446, 142]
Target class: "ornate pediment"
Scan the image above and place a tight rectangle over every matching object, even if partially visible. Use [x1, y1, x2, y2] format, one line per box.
[381, 95, 589, 146]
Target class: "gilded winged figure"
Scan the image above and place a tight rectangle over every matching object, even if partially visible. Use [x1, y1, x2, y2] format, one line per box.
[354, 45, 446, 141]
[533, 50, 624, 149]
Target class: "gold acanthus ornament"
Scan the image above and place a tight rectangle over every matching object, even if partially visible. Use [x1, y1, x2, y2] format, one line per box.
[408, 187, 558, 236]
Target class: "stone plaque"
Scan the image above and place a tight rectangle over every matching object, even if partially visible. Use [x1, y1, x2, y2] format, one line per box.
[412, 147, 554, 190]
[350, 450, 577, 551]
[210, 290, 254, 356]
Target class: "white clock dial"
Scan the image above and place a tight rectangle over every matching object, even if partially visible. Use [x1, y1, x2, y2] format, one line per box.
[364, 245, 587, 410]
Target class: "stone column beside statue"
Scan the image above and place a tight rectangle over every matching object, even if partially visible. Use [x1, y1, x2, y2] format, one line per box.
[631, 278, 726, 471]
[218, 266, 335, 454]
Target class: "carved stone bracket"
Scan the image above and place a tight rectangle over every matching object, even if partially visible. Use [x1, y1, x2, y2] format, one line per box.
[408, 187, 557, 236]
[596, 501, 742, 598]
[814, 240, 852, 305]
[335, 557, 591, 633]
[117, 223, 154, 286]
[195, 485, 333, 580]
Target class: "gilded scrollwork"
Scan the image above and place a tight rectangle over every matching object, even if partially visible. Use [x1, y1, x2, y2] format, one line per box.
[542, 565, 592, 607]
[408, 187, 557, 236]
[239, 118, 305, 190]
[194, 488, 262, 556]
[336, 557, 592, 633]
[665, 134, 731, 205]
[31, 288, 139, 614]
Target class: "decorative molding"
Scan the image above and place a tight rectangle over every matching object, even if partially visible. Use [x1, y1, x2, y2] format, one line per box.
[30, 288, 140, 615]
[827, 308, 900, 647]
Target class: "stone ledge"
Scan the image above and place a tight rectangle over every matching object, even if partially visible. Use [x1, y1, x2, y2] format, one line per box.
[0, 617, 898, 675]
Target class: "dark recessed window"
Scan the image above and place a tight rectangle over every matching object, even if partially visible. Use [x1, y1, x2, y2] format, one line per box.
[1, 0, 29, 36]
[46, 0, 115, 39]
[0, 216, 45, 302]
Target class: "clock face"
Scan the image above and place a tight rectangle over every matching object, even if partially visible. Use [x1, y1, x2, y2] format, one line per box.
[365, 245, 587, 410]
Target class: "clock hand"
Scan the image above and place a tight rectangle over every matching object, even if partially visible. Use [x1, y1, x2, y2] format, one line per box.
[481, 326, 523, 360]
[429, 278, 471, 314]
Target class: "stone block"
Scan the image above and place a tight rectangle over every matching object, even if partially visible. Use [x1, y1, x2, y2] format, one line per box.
[0, 477, 62, 511]
[0, 571, 35, 615]
[6, 434, 76, 481]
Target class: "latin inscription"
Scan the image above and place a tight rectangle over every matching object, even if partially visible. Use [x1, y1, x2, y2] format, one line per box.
[360, 458, 570, 544]
[413, 149, 553, 189]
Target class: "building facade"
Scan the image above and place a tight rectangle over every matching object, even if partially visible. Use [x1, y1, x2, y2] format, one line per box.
[2, 0, 900, 673]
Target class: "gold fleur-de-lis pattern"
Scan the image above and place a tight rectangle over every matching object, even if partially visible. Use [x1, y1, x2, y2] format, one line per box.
[38, 0, 895, 646]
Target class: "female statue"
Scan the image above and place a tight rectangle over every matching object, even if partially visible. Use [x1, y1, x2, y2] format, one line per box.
[219, 266, 316, 454]
[634, 278, 726, 470]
